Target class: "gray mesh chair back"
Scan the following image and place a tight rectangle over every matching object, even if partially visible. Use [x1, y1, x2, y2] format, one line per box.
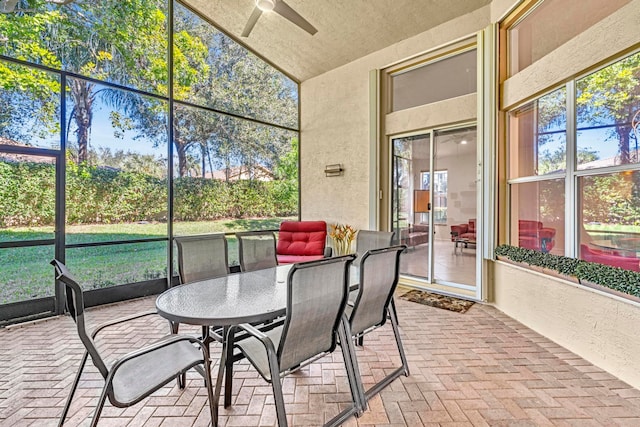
[174, 233, 229, 283]
[278, 256, 352, 369]
[354, 230, 395, 266]
[51, 260, 216, 427]
[215, 255, 363, 427]
[237, 231, 278, 272]
[350, 245, 402, 335]
[346, 245, 410, 403]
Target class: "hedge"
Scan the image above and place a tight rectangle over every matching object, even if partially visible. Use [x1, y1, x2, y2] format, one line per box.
[0, 160, 298, 227]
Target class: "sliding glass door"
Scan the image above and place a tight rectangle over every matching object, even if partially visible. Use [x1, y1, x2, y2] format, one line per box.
[391, 125, 478, 296]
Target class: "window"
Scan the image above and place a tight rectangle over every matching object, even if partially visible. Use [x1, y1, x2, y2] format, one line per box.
[390, 49, 477, 112]
[508, 87, 566, 178]
[0, 0, 299, 319]
[421, 171, 448, 224]
[507, 0, 631, 76]
[507, 50, 640, 270]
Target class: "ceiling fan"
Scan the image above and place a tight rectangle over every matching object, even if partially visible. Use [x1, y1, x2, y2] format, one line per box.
[0, 0, 75, 14]
[241, 0, 317, 37]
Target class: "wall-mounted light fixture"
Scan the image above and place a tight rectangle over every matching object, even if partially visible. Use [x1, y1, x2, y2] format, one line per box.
[324, 164, 343, 177]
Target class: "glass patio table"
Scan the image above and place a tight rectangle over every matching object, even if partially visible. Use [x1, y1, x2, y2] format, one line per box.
[156, 264, 292, 406]
[156, 263, 360, 407]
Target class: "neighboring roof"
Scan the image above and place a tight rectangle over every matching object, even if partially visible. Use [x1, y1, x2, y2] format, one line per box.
[184, 0, 491, 82]
[206, 165, 274, 181]
[0, 137, 56, 164]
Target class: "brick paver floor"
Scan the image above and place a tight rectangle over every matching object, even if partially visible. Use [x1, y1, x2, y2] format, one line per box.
[2, 293, 640, 426]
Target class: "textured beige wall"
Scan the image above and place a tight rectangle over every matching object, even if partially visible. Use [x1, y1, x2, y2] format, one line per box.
[493, 260, 640, 389]
[299, 7, 490, 229]
[502, 0, 640, 109]
[384, 94, 477, 136]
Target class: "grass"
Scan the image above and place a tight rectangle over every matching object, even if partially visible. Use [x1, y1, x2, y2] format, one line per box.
[0, 217, 294, 304]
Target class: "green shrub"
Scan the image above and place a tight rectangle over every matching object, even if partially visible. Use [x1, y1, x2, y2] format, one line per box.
[0, 159, 298, 227]
[495, 244, 640, 298]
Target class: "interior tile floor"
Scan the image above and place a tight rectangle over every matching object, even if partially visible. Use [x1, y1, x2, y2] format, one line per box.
[401, 239, 477, 286]
[3, 293, 640, 426]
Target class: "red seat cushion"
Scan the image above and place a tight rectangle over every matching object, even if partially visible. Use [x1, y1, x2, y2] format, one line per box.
[277, 221, 327, 256]
[276, 254, 325, 264]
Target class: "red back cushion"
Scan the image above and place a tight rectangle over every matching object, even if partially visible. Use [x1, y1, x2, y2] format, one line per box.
[277, 221, 327, 256]
[468, 219, 476, 232]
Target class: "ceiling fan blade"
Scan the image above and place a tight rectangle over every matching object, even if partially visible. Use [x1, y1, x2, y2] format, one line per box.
[241, 6, 263, 37]
[273, 0, 317, 35]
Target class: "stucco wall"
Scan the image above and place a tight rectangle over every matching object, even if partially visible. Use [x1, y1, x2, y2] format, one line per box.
[502, 0, 640, 109]
[492, 260, 640, 389]
[299, 7, 490, 229]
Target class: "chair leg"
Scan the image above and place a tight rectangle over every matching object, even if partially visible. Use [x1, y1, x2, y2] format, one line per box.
[58, 350, 89, 427]
[200, 345, 218, 427]
[389, 304, 409, 377]
[168, 320, 187, 389]
[89, 383, 110, 427]
[266, 349, 288, 427]
[339, 317, 366, 414]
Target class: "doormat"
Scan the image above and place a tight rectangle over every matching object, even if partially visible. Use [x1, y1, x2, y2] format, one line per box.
[399, 289, 475, 313]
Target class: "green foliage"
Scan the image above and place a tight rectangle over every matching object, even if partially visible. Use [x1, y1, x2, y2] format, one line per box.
[0, 159, 296, 227]
[495, 244, 640, 298]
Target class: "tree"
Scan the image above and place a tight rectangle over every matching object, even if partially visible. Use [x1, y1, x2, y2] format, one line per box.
[577, 52, 640, 164]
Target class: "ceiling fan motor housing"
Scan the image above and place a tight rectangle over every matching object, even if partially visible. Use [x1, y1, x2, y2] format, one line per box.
[256, 0, 275, 11]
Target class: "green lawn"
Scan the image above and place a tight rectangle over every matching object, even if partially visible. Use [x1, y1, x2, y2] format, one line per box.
[0, 217, 294, 304]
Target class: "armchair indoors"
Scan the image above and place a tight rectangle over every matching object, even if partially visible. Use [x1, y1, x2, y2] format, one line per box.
[450, 218, 476, 242]
[51, 260, 216, 427]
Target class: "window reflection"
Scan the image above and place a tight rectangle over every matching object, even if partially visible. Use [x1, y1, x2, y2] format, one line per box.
[579, 172, 640, 271]
[510, 179, 564, 254]
[577, 51, 640, 170]
[508, 87, 566, 179]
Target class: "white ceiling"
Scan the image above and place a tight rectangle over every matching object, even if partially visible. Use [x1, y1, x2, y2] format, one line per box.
[183, 0, 491, 82]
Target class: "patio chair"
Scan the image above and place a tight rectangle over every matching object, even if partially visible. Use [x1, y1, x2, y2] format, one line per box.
[237, 230, 278, 272]
[214, 255, 363, 427]
[345, 245, 409, 404]
[50, 259, 216, 427]
[353, 230, 395, 267]
[174, 233, 229, 284]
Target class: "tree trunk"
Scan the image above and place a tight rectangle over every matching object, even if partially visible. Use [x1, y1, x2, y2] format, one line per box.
[70, 79, 95, 163]
[173, 125, 188, 177]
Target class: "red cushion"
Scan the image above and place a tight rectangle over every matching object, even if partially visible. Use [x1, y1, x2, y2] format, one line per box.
[277, 254, 325, 264]
[277, 221, 327, 256]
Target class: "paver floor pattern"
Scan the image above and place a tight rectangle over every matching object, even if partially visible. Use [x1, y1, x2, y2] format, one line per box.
[2, 294, 640, 426]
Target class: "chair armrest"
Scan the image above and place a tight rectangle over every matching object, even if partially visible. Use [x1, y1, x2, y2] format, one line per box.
[233, 323, 268, 340]
[91, 310, 158, 339]
[450, 224, 468, 240]
[324, 246, 333, 258]
[110, 334, 209, 373]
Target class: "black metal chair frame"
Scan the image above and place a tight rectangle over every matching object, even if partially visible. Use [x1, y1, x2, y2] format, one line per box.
[214, 255, 364, 427]
[345, 245, 410, 405]
[51, 260, 217, 427]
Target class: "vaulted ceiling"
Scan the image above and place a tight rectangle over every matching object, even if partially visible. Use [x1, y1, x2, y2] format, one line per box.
[183, 0, 491, 82]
